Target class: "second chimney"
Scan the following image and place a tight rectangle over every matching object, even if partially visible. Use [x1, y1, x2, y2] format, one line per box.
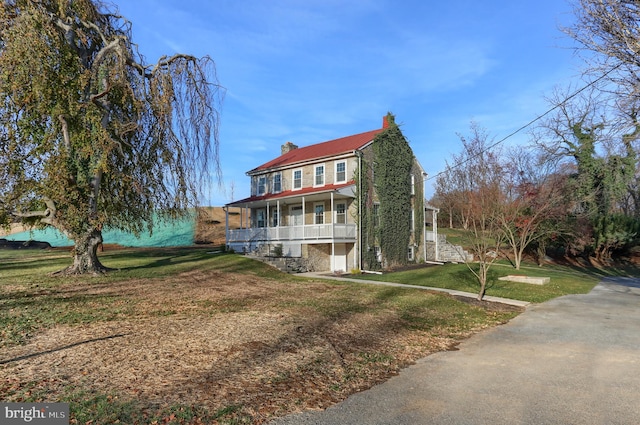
[281, 141, 298, 155]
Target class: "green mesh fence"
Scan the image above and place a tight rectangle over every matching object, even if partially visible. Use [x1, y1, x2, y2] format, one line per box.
[4, 213, 196, 247]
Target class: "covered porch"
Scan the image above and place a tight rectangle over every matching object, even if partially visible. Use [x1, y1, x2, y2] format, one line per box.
[225, 186, 357, 265]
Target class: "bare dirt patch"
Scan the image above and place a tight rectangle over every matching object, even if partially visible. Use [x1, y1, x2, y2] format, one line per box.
[0, 267, 518, 423]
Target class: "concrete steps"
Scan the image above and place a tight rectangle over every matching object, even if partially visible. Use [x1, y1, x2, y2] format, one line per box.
[435, 235, 473, 263]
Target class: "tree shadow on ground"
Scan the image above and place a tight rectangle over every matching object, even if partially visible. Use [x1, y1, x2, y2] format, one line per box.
[0, 334, 128, 365]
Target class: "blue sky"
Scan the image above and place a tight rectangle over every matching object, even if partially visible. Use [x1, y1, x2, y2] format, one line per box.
[117, 0, 583, 205]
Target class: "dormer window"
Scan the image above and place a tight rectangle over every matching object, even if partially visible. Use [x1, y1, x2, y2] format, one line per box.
[314, 164, 325, 187]
[335, 161, 346, 183]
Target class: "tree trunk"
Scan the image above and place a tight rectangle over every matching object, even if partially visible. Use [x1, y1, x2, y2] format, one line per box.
[477, 264, 488, 301]
[54, 228, 112, 275]
[514, 247, 522, 270]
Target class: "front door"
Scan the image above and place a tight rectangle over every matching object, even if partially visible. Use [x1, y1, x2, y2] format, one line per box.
[333, 243, 347, 272]
[290, 205, 303, 226]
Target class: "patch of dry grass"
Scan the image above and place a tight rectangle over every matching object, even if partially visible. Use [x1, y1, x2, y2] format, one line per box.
[0, 252, 520, 424]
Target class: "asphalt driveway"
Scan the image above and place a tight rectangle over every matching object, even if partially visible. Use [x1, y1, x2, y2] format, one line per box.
[270, 277, 640, 425]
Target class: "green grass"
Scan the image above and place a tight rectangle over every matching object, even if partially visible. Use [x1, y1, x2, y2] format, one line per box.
[437, 227, 469, 246]
[9, 384, 249, 425]
[350, 258, 640, 303]
[0, 246, 285, 285]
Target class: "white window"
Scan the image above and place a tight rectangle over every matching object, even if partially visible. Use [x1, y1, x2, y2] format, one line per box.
[335, 161, 346, 183]
[258, 176, 266, 195]
[408, 246, 415, 261]
[272, 210, 279, 227]
[411, 174, 416, 195]
[314, 203, 324, 224]
[273, 173, 282, 193]
[293, 169, 302, 190]
[314, 164, 325, 187]
[257, 210, 266, 227]
[336, 202, 346, 224]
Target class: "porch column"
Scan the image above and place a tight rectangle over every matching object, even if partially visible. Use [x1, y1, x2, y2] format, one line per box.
[224, 207, 229, 249]
[276, 200, 280, 240]
[433, 208, 439, 261]
[266, 202, 270, 248]
[330, 192, 334, 239]
[302, 196, 306, 239]
[423, 205, 427, 262]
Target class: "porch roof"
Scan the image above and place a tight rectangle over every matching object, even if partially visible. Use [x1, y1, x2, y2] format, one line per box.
[227, 182, 356, 208]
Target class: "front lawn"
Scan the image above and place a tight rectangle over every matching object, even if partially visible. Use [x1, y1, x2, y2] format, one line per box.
[0, 247, 520, 424]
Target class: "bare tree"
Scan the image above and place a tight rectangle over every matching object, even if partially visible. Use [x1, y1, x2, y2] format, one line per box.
[435, 132, 480, 231]
[532, 87, 638, 261]
[498, 149, 570, 269]
[446, 123, 506, 300]
[565, 0, 640, 97]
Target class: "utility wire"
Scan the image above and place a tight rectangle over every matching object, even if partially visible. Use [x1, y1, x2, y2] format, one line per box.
[426, 62, 623, 182]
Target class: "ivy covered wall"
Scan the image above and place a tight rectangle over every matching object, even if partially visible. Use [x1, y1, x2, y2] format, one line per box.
[356, 113, 423, 270]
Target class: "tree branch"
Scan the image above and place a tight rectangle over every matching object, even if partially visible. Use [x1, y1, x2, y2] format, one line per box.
[58, 115, 71, 151]
[14, 198, 57, 226]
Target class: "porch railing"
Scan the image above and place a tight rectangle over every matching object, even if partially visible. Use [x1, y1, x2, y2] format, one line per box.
[228, 224, 357, 243]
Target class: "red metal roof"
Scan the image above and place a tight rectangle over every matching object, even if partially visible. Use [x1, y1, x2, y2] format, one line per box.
[228, 181, 356, 206]
[249, 128, 383, 174]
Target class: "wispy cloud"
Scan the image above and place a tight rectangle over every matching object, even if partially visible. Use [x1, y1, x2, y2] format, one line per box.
[116, 0, 583, 204]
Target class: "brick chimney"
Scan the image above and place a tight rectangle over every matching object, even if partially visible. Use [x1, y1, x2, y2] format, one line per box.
[281, 141, 298, 155]
[382, 115, 389, 129]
